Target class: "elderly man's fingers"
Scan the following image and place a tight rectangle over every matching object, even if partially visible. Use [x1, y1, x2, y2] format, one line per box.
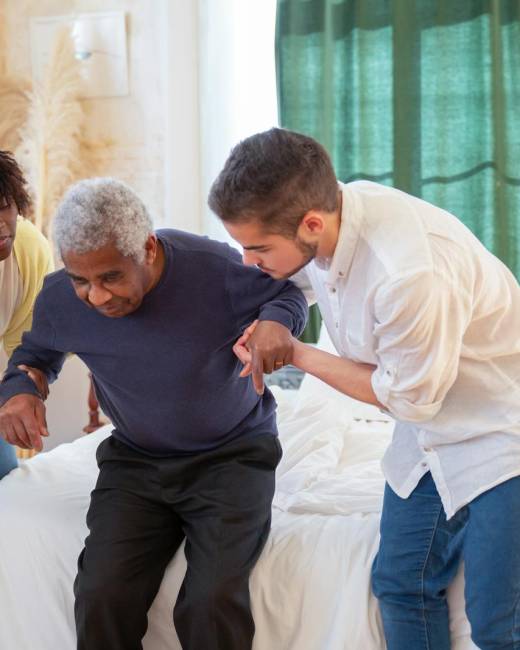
[34, 400, 49, 437]
[233, 340, 252, 365]
[233, 321, 259, 359]
[5, 433, 30, 449]
[244, 319, 259, 336]
[234, 332, 248, 347]
[23, 413, 43, 451]
[3, 428, 20, 447]
[239, 362, 252, 378]
[236, 320, 259, 350]
[9, 417, 32, 449]
[251, 350, 265, 395]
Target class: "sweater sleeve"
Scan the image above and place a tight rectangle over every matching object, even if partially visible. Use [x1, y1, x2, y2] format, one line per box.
[0, 291, 66, 406]
[225, 250, 308, 337]
[4, 218, 54, 358]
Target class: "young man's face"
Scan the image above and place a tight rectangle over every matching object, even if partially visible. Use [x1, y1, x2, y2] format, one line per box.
[62, 237, 158, 318]
[224, 220, 317, 279]
[0, 199, 18, 262]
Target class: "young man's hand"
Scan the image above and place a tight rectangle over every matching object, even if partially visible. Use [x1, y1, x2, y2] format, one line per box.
[0, 394, 49, 451]
[233, 320, 294, 395]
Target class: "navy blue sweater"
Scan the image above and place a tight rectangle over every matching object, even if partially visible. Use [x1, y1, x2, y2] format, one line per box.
[0, 230, 307, 455]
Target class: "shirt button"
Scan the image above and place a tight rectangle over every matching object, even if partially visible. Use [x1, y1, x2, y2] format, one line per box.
[421, 462, 428, 468]
[339, 271, 345, 277]
[423, 447, 433, 453]
[330, 287, 337, 293]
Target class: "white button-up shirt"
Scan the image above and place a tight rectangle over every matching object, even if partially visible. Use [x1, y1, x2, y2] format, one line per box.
[292, 180, 520, 518]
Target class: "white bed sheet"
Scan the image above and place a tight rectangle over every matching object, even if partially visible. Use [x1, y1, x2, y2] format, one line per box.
[0, 387, 476, 650]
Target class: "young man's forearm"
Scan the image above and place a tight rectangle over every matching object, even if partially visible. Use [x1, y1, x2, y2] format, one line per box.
[291, 339, 384, 408]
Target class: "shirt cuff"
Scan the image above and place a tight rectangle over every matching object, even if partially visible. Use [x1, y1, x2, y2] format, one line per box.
[258, 306, 297, 334]
[371, 366, 443, 423]
[0, 374, 40, 406]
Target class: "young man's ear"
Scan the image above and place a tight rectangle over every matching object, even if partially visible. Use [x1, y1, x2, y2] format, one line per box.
[298, 211, 326, 237]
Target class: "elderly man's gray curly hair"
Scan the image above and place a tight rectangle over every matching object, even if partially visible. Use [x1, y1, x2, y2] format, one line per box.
[53, 178, 154, 262]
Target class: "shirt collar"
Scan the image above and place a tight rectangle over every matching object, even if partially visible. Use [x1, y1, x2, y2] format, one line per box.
[319, 182, 362, 286]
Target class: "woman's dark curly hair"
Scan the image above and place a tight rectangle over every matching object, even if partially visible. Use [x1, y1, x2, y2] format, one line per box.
[0, 151, 31, 216]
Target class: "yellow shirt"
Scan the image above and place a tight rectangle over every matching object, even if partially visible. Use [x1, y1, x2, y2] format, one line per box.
[2, 218, 53, 357]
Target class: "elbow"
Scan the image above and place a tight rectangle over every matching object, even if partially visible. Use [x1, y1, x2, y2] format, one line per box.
[371, 374, 444, 422]
[385, 396, 443, 423]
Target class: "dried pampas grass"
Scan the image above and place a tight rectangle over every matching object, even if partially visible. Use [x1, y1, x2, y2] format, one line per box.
[79, 135, 116, 177]
[0, 76, 30, 152]
[0, 6, 30, 151]
[16, 27, 84, 237]
[0, 3, 8, 77]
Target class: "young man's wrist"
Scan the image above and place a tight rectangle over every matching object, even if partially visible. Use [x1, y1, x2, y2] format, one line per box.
[290, 337, 307, 370]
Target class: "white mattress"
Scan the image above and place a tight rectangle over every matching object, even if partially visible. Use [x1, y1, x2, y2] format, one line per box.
[0, 386, 476, 650]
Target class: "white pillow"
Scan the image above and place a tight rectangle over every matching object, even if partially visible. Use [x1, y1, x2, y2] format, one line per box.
[296, 325, 393, 423]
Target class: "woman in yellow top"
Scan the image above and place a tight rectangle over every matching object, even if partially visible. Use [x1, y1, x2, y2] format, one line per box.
[0, 151, 53, 478]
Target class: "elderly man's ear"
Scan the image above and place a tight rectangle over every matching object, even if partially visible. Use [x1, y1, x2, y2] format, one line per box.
[144, 234, 158, 264]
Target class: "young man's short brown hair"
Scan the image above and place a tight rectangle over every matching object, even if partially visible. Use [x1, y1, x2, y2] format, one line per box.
[0, 150, 31, 216]
[208, 128, 338, 237]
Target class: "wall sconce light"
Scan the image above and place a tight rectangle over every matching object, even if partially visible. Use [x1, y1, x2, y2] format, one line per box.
[74, 50, 92, 61]
[30, 11, 129, 98]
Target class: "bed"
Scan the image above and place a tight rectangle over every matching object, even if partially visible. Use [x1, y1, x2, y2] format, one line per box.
[0, 365, 476, 649]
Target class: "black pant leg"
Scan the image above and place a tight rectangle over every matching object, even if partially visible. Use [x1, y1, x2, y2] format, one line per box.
[74, 437, 184, 650]
[171, 433, 282, 650]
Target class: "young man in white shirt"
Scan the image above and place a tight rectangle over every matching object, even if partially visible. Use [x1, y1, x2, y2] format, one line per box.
[209, 127, 520, 650]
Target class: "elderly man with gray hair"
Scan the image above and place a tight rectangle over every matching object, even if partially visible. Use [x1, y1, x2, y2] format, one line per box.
[0, 178, 307, 650]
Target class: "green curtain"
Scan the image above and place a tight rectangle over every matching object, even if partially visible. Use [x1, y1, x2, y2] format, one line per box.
[276, 0, 520, 343]
[299, 303, 322, 343]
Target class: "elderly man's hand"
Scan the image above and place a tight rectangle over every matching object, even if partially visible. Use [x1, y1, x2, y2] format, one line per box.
[0, 394, 49, 451]
[233, 320, 257, 367]
[233, 320, 294, 395]
[17, 365, 50, 400]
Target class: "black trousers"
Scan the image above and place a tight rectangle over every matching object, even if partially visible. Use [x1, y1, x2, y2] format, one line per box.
[74, 432, 281, 650]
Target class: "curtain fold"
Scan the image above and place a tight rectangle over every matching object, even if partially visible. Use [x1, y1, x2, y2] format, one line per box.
[276, 0, 520, 296]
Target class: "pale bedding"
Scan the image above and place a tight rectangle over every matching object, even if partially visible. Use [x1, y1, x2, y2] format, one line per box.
[0, 385, 476, 649]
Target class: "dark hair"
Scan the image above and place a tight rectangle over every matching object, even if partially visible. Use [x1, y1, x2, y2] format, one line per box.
[0, 151, 31, 216]
[208, 128, 338, 236]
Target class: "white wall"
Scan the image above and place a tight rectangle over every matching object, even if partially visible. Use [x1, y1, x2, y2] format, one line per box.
[43, 355, 94, 450]
[198, 0, 278, 244]
[160, 0, 202, 233]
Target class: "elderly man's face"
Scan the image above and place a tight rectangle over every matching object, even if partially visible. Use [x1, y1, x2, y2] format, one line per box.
[0, 198, 18, 262]
[62, 236, 161, 318]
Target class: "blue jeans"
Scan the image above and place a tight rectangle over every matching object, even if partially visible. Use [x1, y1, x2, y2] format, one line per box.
[372, 472, 520, 649]
[0, 437, 17, 479]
